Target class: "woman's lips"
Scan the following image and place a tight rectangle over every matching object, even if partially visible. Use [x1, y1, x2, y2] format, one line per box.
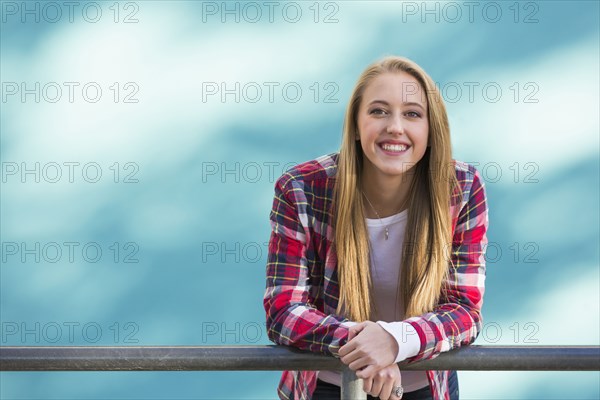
[379, 142, 410, 155]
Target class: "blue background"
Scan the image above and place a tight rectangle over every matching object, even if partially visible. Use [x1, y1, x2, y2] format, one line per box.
[1, 1, 599, 399]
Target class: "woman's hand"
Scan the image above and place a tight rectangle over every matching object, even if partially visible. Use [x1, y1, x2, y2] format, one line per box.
[362, 363, 403, 400]
[339, 321, 399, 379]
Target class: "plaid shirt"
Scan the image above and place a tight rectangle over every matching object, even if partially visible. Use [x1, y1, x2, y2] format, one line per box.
[263, 152, 488, 400]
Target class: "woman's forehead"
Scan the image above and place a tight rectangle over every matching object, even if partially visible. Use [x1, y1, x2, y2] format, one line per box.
[362, 72, 427, 107]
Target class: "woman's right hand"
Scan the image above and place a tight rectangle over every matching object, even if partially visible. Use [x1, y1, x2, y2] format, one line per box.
[361, 363, 403, 400]
[340, 321, 399, 378]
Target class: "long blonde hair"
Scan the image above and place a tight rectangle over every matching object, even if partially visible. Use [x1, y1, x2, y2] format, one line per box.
[333, 56, 459, 322]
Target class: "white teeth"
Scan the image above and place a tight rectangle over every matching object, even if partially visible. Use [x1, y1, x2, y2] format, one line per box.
[381, 143, 408, 152]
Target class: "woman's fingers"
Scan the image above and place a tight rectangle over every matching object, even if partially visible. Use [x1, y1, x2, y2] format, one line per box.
[360, 364, 402, 400]
[355, 363, 378, 379]
[347, 321, 367, 341]
[339, 327, 360, 358]
[340, 323, 370, 363]
[339, 342, 359, 365]
[363, 375, 373, 393]
[379, 378, 395, 400]
[369, 376, 384, 397]
[347, 326, 357, 341]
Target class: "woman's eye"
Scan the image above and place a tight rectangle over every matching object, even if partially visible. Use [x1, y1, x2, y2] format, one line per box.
[369, 108, 386, 115]
[406, 111, 421, 118]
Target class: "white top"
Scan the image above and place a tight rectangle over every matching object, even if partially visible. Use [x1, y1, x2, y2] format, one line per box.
[318, 210, 429, 392]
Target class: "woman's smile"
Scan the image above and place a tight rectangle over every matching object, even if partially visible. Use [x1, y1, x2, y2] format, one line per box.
[378, 140, 411, 155]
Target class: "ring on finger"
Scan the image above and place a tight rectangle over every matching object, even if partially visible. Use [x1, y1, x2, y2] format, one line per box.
[393, 384, 403, 398]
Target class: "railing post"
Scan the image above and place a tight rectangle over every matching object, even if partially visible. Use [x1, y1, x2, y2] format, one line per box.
[341, 366, 367, 400]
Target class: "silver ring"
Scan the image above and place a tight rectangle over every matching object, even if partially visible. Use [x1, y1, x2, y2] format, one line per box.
[393, 385, 404, 398]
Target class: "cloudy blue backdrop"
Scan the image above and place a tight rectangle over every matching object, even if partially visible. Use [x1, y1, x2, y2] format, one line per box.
[1, 1, 599, 399]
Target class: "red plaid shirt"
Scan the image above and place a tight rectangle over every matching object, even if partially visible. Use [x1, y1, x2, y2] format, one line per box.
[263, 152, 489, 400]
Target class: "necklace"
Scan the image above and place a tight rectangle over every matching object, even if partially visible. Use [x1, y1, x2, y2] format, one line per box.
[362, 191, 405, 241]
[362, 193, 403, 321]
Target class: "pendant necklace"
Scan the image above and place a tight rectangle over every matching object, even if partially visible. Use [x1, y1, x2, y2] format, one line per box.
[362, 191, 405, 241]
[362, 191, 405, 320]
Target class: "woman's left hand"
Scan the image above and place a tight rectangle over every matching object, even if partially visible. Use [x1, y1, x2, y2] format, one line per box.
[339, 321, 399, 379]
[362, 363, 403, 400]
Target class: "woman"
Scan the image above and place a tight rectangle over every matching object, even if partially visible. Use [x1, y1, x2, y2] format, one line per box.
[263, 56, 489, 400]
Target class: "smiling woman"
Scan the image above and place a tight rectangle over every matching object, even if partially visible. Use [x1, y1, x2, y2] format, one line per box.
[263, 56, 489, 400]
[357, 72, 430, 184]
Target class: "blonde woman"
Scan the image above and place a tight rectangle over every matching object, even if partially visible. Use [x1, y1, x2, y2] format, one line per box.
[264, 56, 489, 400]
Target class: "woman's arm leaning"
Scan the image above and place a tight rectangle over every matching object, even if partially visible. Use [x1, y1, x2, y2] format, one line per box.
[263, 174, 353, 357]
[402, 164, 489, 362]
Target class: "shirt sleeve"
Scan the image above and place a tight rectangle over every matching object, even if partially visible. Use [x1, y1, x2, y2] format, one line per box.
[263, 174, 354, 357]
[403, 166, 489, 362]
[376, 321, 421, 363]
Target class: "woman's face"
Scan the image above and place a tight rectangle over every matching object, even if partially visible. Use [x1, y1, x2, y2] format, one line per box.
[356, 72, 429, 179]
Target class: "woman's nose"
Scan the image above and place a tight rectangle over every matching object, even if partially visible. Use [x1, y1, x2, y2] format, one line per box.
[386, 114, 405, 134]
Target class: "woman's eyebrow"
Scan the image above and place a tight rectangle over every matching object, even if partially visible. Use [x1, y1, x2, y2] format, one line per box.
[368, 99, 426, 110]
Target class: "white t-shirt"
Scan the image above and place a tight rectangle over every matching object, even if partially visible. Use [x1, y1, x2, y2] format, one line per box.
[317, 210, 429, 392]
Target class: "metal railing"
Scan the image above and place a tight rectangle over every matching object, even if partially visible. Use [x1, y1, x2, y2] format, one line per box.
[1, 345, 599, 399]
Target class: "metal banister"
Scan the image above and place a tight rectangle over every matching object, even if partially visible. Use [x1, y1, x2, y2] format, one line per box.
[1, 345, 598, 371]
[1, 345, 599, 399]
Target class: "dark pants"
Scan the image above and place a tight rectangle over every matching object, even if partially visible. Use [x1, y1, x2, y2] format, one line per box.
[312, 371, 459, 400]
